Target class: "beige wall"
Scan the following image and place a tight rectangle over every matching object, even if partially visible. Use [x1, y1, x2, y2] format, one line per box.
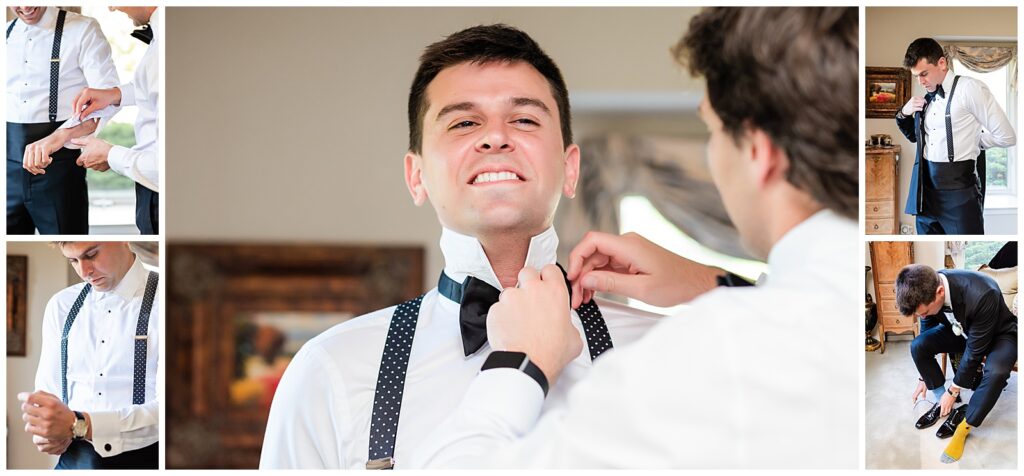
[865, 7, 1018, 234]
[166, 7, 704, 289]
[6, 243, 74, 469]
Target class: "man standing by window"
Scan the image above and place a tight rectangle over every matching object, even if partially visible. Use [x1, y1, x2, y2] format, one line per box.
[7, 7, 119, 234]
[897, 37, 1016, 235]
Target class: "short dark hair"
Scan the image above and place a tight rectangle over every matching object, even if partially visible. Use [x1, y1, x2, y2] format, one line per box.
[407, 24, 572, 154]
[674, 7, 858, 220]
[895, 264, 940, 316]
[903, 38, 945, 68]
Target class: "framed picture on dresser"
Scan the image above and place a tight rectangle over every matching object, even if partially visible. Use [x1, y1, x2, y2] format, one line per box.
[166, 244, 424, 469]
[866, 66, 911, 118]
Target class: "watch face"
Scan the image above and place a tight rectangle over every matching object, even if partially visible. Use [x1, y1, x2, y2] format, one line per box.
[483, 351, 527, 370]
[73, 418, 88, 438]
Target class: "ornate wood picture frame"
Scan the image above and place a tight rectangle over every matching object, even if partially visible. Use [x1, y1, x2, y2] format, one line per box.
[866, 66, 911, 119]
[166, 244, 424, 469]
[7, 255, 28, 357]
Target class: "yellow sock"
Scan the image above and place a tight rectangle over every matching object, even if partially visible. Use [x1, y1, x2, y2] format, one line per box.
[940, 419, 971, 464]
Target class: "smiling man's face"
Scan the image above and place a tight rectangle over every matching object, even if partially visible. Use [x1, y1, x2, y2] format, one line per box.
[405, 61, 579, 238]
[10, 6, 46, 25]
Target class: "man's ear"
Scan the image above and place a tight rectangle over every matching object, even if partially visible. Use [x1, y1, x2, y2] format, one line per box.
[404, 152, 428, 206]
[937, 56, 947, 71]
[748, 128, 787, 188]
[562, 144, 581, 199]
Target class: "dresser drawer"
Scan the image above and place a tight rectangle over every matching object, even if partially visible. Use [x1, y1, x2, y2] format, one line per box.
[880, 311, 915, 331]
[877, 283, 897, 301]
[865, 200, 894, 218]
[866, 217, 895, 235]
[878, 298, 902, 316]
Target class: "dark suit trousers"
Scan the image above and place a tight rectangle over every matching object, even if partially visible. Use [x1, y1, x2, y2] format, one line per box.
[911, 322, 1017, 427]
[55, 440, 158, 469]
[964, 333, 1017, 427]
[911, 321, 966, 391]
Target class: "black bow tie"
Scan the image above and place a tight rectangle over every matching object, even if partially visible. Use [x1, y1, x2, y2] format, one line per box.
[131, 24, 153, 45]
[438, 265, 572, 356]
[925, 84, 946, 103]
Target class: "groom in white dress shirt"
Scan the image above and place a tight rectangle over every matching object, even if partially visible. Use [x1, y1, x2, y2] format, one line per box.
[259, 24, 659, 469]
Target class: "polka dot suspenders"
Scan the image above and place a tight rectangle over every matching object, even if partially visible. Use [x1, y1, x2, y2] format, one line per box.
[5, 9, 67, 123]
[944, 75, 961, 163]
[61, 272, 159, 406]
[365, 270, 613, 469]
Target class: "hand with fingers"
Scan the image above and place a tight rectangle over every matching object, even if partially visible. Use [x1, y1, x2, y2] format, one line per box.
[566, 231, 726, 310]
[71, 87, 121, 120]
[19, 391, 76, 442]
[911, 379, 927, 405]
[22, 129, 71, 175]
[71, 136, 114, 172]
[486, 265, 582, 385]
[902, 96, 927, 116]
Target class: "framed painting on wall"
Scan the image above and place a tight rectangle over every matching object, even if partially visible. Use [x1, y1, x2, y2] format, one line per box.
[7, 255, 28, 356]
[866, 66, 911, 119]
[166, 243, 424, 469]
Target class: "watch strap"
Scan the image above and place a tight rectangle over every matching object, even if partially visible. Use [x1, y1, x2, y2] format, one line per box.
[716, 271, 754, 287]
[482, 351, 549, 397]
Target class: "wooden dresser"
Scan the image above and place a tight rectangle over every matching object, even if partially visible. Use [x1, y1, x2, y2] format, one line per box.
[865, 145, 901, 235]
[869, 241, 916, 353]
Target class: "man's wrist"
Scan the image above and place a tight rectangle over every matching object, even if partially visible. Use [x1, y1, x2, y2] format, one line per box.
[482, 351, 550, 397]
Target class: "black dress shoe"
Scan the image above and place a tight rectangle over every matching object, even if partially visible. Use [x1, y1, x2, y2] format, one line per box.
[916, 403, 942, 429]
[936, 405, 967, 439]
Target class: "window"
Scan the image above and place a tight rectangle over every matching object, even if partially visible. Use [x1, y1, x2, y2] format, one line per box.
[618, 195, 767, 315]
[950, 53, 1016, 198]
[81, 7, 147, 232]
[964, 241, 1008, 270]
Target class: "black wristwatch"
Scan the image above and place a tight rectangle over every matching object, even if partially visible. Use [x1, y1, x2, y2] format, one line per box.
[716, 271, 754, 287]
[482, 351, 549, 397]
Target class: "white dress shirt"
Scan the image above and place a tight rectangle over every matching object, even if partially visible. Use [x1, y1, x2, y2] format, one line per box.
[6, 7, 119, 123]
[35, 257, 160, 458]
[922, 72, 1016, 163]
[260, 226, 660, 469]
[411, 210, 860, 469]
[107, 9, 160, 193]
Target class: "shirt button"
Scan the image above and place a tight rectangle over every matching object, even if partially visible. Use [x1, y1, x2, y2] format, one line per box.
[98, 392, 102, 396]
[99, 373, 103, 377]
[104, 444, 112, 452]
[101, 340, 105, 344]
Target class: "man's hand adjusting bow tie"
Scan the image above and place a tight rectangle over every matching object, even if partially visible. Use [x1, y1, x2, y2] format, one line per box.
[486, 265, 583, 386]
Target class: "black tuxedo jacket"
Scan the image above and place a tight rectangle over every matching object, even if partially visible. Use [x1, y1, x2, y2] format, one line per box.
[896, 111, 925, 215]
[938, 269, 1017, 388]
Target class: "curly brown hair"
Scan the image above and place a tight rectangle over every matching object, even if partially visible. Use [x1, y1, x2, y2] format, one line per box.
[674, 7, 859, 219]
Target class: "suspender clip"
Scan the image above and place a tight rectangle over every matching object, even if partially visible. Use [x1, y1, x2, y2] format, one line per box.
[134, 335, 148, 340]
[366, 457, 395, 470]
[50, 58, 60, 62]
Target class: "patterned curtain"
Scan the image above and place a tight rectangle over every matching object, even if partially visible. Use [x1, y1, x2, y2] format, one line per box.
[555, 134, 750, 261]
[944, 45, 1017, 88]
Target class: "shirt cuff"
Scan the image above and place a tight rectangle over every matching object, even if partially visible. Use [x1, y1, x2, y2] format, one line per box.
[468, 368, 545, 435]
[107, 145, 132, 177]
[88, 410, 124, 457]
[117, 82, 136, 107]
